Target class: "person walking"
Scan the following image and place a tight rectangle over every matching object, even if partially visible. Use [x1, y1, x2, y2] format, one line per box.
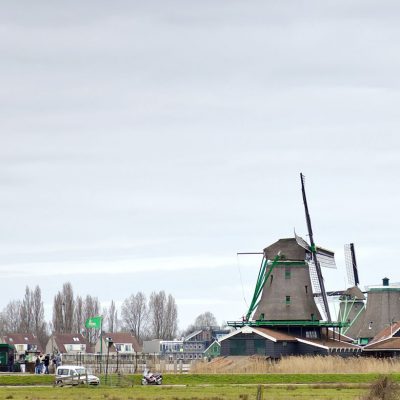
[44, 354, 50, 374]
[35, 356, 40, 374]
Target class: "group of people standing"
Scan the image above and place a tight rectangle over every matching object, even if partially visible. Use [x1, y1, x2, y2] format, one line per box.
[34, 353, 61, 374]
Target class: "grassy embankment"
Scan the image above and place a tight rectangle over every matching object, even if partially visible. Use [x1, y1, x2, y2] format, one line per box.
[2, 357, 400, 399]
[0, 384, 370, 400]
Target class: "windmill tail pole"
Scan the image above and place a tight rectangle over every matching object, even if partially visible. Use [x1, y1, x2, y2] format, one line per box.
[300, 172, 332, 323]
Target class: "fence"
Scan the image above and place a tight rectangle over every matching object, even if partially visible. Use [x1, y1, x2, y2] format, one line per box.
[60, 353, 194, 374]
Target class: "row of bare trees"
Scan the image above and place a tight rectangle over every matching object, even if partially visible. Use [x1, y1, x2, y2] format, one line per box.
[0, 282, 179, 348]
[0, 285, 48, 348]
[121, 291, 178, 343]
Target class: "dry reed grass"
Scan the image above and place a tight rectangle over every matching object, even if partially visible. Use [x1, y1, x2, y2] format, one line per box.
[190, 356, 400, 374]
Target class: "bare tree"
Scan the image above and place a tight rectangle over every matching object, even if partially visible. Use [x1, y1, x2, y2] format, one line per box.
[0, 311, 7, 336]
[31, 285, 48, 349]
[3, 300, 21, 333]
[62, 282, 75, 333]
[52, 292, 64, 333]
[183, 311, 218, 336]
[164, 294, 178, 339]
[148, 291, 178, 340]
[19, 286, 33, 333]
[194, 311, 218, 328]
[74, 295, 84, 333]
[106, 300, 118, 333]
[83, 295, 101, 345]
[121, 292, 148, 342]
[52, 282, 75, 333]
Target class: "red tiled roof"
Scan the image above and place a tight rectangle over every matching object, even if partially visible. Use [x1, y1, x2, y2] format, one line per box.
[298, 338, 361, 350]
[364, 337, 400, 351]
[367, 321, 400, 346]
[2, 334, 43, 352]
[52, 334, 88, 353]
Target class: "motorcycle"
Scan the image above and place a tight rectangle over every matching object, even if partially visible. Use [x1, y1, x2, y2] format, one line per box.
[141, 368, 163, 385]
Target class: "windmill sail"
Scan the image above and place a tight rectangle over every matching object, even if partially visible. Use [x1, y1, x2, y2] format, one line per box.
[316, 247, 336, 269]
[344, 243, 359, 287]
[300, 173, 332, 322]
[308, 259, 329, 320]
[295, 232, 310, 252]
[295, 232, 337, 269]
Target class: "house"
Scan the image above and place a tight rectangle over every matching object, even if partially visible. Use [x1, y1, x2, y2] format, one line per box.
[45, 334, 90, 355]
[362, 321, 400, 357]
[94, 332, 141, 355]
[142, 328, 230, 361]
[204, 341, 221, 360]
[220, 326, 361, 358]
[1, 334, 42, 360]
[143, 339, 184, 360]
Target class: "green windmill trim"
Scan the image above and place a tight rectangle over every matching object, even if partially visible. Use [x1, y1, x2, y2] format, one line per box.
[274, 261, 307, 267]
[245, 254, 281, 321]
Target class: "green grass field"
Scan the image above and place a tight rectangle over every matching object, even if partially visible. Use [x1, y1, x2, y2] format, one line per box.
[1, 372, 400, 386]
[0, 373, 396, 399]
[0, 384, 368, 400]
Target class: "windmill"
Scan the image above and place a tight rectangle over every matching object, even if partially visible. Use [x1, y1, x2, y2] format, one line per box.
[338, 243, 366, 337]
[243, 173, 336, 324]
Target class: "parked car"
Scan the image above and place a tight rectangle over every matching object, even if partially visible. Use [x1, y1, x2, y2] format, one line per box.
[55, 365, 100, 386]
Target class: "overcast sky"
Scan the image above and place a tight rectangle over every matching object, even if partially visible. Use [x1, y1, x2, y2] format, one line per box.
[1, 1, 400, 330]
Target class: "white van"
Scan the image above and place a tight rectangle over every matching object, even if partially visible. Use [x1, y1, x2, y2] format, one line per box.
[55, 365, 100, 386]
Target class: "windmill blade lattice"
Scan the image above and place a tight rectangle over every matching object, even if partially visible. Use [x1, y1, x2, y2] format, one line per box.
[308, 259, 328, 320]
[344, 243, 359, 287]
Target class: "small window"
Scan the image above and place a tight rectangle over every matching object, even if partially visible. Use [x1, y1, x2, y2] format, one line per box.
[306, 330, 318, 339]
[285, 296, 291, 305]
[285, 268, 291, 279]
[305, 285, 308, 294]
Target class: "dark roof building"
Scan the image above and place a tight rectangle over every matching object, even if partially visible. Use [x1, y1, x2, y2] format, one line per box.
[220, 326, 361, 358]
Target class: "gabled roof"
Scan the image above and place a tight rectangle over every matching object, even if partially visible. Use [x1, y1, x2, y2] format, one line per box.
[51, 333, 88, 353]
[204, 340, 221, 353]
[219, 326, 297, 343]
[297, 338, 361, 351]
[364, 337, 400, 351]
[366, 321, 400, 347]
[102, 332, 141, 352]
[220, 326, 361, 352]
[2, 334, 43, 352]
